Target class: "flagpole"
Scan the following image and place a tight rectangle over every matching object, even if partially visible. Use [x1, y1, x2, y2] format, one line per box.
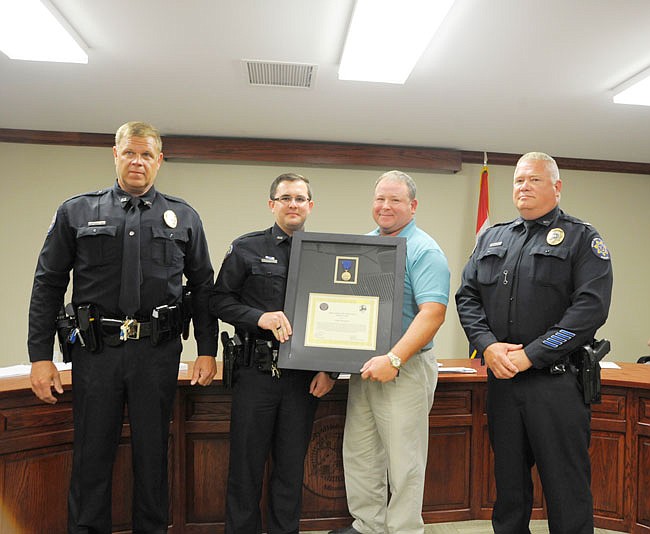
[470, 154, 490, 359]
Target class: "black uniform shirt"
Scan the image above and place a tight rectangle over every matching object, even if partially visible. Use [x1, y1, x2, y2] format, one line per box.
[456, 206, 613, 368]
[211, 224, 290, 341]
[28, 182, 216, 361]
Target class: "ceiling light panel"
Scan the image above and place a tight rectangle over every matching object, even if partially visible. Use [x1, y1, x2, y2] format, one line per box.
[339, 0, 456, 84]
[613, 66, 650, 107]
[0, 0, 88, 63]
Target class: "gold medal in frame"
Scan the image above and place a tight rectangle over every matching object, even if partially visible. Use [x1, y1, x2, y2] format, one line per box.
[334, 256, 359, 284]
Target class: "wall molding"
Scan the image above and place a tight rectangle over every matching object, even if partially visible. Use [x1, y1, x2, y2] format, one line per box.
[1, 128, 648, 175]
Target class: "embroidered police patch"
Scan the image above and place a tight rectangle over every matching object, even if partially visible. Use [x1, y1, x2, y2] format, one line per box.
[591, 237, 610, 260]
[47, 211, 57, 235]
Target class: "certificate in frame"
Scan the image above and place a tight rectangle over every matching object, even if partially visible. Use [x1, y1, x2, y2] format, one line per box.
[278, 232, 406, 374]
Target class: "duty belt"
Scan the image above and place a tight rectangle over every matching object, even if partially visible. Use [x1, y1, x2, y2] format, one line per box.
[73, 303, 183, 352]
[235, 334, 281, 377]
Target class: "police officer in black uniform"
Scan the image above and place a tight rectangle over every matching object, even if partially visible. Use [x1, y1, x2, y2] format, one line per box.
[28, 121, 217, 534]
[456, 152, 613, 534]
[211, 173, 335, 534]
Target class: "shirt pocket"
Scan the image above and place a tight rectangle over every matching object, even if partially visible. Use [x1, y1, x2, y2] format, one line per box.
[76, 225, 119, 266]
[476, 245, 508, 285]
[530, 244, 570, 287]
[251, 262, 288, 299]
[151, 227, 189, 267]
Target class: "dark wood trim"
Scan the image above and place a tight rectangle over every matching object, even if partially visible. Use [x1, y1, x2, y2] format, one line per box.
[0, 128, 461, 173]
[2, 128, 649, 175]
[0, 128, 113, 148]
[163, 136, 463, 173]
[461, 150, 650, 175]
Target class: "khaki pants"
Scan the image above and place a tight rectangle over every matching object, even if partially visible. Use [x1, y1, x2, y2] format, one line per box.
[342, 351, 438, 534]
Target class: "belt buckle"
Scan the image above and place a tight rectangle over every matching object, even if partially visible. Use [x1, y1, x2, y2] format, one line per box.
[120, 319, 141, 341]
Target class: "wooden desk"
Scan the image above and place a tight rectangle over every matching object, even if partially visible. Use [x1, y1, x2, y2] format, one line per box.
[0, 360, 648, 533]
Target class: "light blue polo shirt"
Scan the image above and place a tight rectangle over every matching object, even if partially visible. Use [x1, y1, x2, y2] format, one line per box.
[369, 218, 450, 350]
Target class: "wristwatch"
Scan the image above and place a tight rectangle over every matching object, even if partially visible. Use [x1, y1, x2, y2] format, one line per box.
[387, 351, 402, 370]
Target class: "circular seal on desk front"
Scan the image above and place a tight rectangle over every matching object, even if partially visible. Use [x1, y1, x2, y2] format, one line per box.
[303, 415, 346, 498]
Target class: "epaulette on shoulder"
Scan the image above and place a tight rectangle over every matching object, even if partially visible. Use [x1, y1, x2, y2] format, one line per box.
[160, 192, 189, 205]
[64, 188, 110, 203]
[237, 229, 266, 242]
[484, 219, 517, 233]
[559, 212, 591, 227]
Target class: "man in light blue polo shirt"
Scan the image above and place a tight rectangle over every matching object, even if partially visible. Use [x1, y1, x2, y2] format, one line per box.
[330, 170, 450, 534]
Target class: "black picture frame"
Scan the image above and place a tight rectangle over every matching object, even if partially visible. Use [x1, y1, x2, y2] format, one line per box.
[278, 231, 406, 374]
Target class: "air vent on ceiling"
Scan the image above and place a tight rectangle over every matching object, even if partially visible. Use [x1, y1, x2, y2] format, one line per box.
[243, 60, 317, 88]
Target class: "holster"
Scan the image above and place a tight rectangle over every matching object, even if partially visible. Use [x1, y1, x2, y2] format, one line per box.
[55, 304, 76, 363]
[570, 339, 611, 405]
[181, 286, 192, 340]
[77, 304, 102, 353]
[220, 332, 242, 389]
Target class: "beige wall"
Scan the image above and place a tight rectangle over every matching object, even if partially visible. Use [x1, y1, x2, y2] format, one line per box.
[2, 142, 648, 367]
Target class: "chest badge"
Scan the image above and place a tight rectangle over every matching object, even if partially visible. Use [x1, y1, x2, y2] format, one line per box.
[163, 210, 177, 228]
[546, 228, 565, 246]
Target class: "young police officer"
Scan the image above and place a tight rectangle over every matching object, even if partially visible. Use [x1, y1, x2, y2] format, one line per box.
[29, 121, 217, 533]
[211, 173, 335, 534]
[456, 152, 613, 533]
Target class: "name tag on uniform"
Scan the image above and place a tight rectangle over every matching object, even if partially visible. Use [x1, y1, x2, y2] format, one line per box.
[260, 256, 278, 264]
[489, 241, 502, 247]
[88, 220, 106, 226]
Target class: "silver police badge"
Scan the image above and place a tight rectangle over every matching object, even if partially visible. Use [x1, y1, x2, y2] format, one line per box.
[163, 210, 177, 228]
[546, 228, 565, 246]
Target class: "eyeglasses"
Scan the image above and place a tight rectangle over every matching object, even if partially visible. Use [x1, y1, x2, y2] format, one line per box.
[271, 195, 311, 206]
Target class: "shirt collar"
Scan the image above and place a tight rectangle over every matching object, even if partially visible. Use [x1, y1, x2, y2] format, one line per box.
[370, 217, 417, 237]
[271, 223, 291, 246]
[113, 181, 156, 209]
[515, 206, 560, 229]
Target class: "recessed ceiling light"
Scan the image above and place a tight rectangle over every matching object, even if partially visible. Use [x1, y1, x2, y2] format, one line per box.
[0, 0, 88, 64]
[338, 0, 456, 84]
[612, 66, 650, 106]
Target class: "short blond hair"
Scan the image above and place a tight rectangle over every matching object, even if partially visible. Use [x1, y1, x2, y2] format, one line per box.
[516, 152, 560, 184]
[115, 121, 162, 153]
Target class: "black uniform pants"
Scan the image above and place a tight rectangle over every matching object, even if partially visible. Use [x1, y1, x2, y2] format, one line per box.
[68, 337, 181, 534]
[226, 365, 318, 534]
[487, 368, 593, 534]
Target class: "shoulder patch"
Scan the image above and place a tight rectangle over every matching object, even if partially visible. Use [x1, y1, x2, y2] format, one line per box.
[591, 237, 610, 260]
[47, 211, 57, 235]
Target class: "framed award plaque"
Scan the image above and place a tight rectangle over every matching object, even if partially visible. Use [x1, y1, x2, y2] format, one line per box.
[278, 232, 406, 374]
